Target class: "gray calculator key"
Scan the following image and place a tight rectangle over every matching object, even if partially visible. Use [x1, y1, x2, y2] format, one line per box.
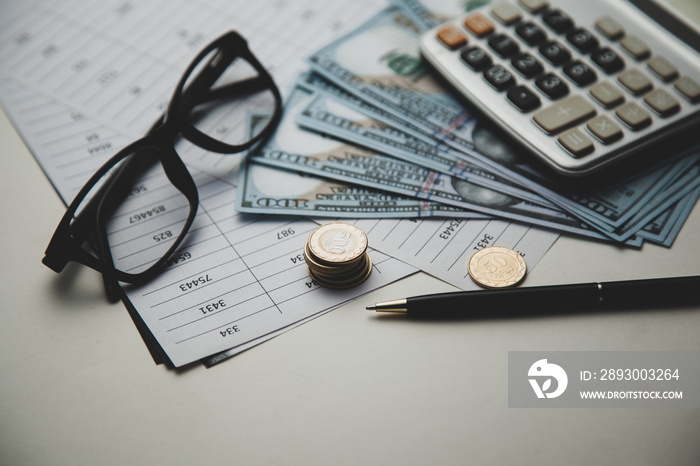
[558, 128, 594, 156]
[589, 81, 625, 108]
[595, 15, 624, 40]
[674, 76, 700, 103]
[620, 34, 650, 59]
[616, 102, 652, 129]
[618, 68, 653, 95]
[647, 56, 679, 81]
[644, 88, 680, 116]
[586, 115, 623, 143]
[533, 95, 596, 133]
[491, 1, 522, 25]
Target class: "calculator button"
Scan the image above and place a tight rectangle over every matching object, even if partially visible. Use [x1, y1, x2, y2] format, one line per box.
[542, 9, 574, 34]
[515, 22, 547, 45]
[507, 85, 541, 112]
[615, 102, 652, 129]
[519, 0, 549, 13]
[644, 88, 680, 116]
[511, 53, 544, 78]
[488, 34, 520, 57]
[586, 115, 623, 143]
[620, 35, 650, 59]
[484, 65, 516, 90]
[491, 1, 522, 25]
[558, 128, 594, 157]
[674, 76, 700, 103]
[437, 25, 468, 50]
[591, 47, 625, 74]
[595, 15, 625, 40]
[563, 61, 597, 86]
[533, 95, 596, 133]
[460, 46, 493, 70]
[618, 68, 653, 95]
[566, 28, 599, 53]
[647, 56, 679, 82]
[535, 73, 569, 99]
[539, 41, 571, 65]
[464, 13, 495, 38]
[589, 81, 625, 108]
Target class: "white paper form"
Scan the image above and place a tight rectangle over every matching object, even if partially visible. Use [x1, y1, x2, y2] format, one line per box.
[0, 0, 421, 367]
[0, 0, 383, 177]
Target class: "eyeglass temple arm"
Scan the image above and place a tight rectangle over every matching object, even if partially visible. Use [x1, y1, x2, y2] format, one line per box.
[43, 141, 160, 277]
[42, 156, 133, 274]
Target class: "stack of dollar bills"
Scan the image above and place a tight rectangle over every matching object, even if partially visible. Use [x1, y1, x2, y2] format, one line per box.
[236, 0, 700, 247]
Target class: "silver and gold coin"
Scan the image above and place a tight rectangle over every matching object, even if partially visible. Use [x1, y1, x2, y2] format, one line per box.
[304, 222, 372, 289]
[468, 246, 527, 289]
[307, 222, 367, 264]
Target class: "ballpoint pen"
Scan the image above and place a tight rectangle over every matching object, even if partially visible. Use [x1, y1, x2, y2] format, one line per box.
[366, 275, 700, 316]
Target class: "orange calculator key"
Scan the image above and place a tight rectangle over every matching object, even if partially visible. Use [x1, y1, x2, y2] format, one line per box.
[464, 13, 495, 38]
[436, 25, 468, 50]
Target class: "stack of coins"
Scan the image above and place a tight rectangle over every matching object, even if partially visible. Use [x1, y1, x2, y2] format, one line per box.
[304, 222, 372, 289]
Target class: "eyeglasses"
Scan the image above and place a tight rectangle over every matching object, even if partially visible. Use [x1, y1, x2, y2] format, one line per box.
[42, 31, 282, 301]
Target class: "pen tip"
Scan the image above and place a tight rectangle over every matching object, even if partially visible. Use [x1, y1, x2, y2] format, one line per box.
[366, 305, 377, 311]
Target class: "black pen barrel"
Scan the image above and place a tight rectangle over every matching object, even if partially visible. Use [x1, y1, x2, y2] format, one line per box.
[406, 276, 700, 317]
[408, 283, 599, 316]
[601, 275, 700, 308]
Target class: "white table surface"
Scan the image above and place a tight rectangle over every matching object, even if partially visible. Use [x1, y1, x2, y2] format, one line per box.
[2, 4, 700, 463]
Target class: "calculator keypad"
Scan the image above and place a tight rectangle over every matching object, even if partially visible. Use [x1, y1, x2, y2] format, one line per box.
[420, 0, 700, 174]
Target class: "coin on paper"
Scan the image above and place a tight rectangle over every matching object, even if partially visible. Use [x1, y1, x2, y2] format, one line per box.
[308, 222, 367, 264]
[304, 222, 372, 289]
[468, 246, 527, 289]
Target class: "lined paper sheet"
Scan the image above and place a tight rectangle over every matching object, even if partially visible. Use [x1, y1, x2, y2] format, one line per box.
[0, 0, 420, 367]
[0, 0, 381, 181]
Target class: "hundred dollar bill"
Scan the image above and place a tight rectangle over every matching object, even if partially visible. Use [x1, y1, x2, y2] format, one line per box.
[580, 160, 700, 243]
[297, 71, 452, 151]
[307, 6, 485, 156]
[306, 5, 699, 235]
[563, 154, 699, 231]
[246, 89, 611, 240]
[639, 186, 700, 246]
[238, 156, 487, 219]
[294, 78, 551, 206]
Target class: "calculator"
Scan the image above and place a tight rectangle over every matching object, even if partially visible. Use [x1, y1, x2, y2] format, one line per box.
[419, 0, 700, 176]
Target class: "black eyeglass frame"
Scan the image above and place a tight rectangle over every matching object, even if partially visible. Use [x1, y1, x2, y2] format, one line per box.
[42, 31, 283, 299]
